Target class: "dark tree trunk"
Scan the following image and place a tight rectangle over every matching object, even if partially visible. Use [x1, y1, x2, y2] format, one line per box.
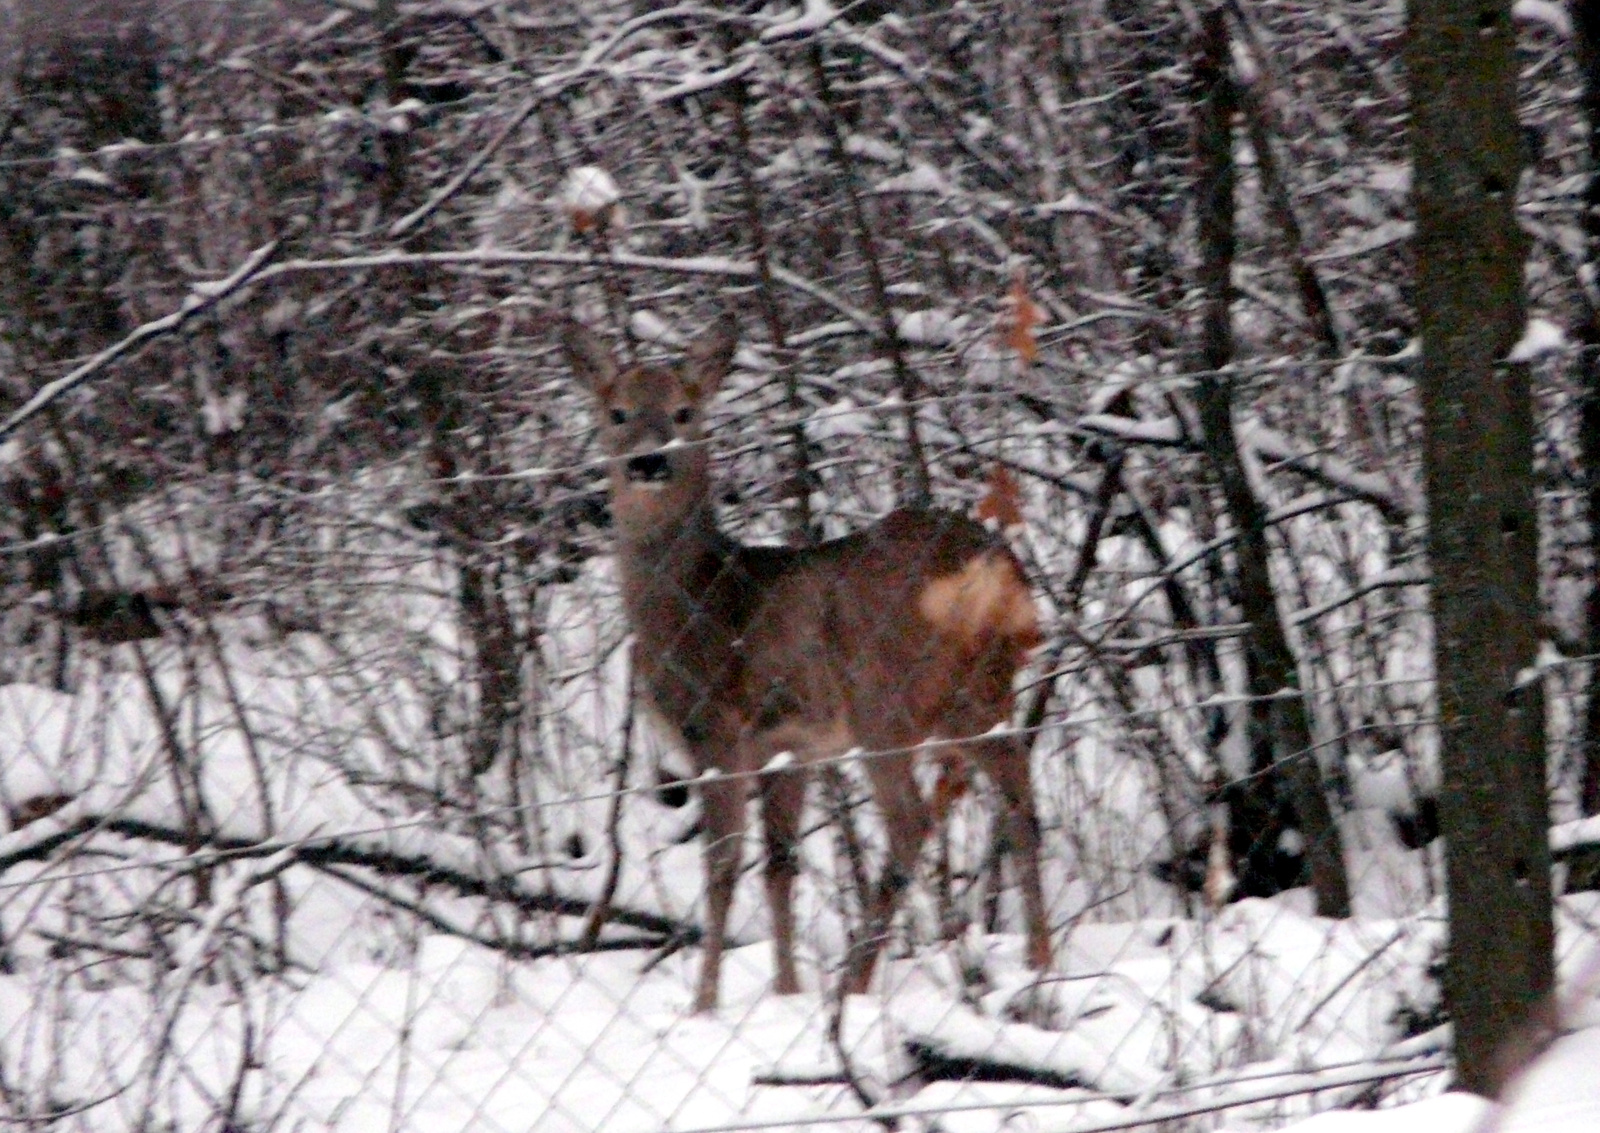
[1576, 0, 1600, 824]
[1191, 9, 1351, 918]
[1405, 0, 1554, 1097]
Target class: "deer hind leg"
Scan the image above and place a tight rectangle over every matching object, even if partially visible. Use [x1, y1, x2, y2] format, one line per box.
[843, 753, 932, 995]
[758, 766, 805, 995]
[968, 734, 1052, 971]
[693, 774, 747, 1013]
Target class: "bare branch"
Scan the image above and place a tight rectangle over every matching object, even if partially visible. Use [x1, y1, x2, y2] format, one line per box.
[0, 240, 280, 444]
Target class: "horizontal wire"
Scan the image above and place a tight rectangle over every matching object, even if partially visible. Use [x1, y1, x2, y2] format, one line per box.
[0, 94, 521, 172]
[11, 653, 1596, 897]
[666, 1057, 1448, 1133]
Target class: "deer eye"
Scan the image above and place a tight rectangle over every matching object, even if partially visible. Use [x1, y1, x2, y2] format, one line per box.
[609, 407, 628, 425]
[672, 406, 693, 426]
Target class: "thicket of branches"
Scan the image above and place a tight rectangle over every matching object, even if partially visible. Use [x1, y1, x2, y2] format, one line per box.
[0, 0, 1597, 1123]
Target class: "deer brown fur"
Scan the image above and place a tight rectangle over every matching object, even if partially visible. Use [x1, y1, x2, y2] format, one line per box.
[563, 314, 1052, 1012]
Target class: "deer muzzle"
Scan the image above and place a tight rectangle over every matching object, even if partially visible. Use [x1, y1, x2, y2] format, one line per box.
[625, 451, 672, 484]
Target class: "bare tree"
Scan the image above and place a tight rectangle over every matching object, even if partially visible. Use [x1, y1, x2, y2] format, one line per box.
[1406, 0, 1554, 1096]
[1191, 8, 1351, 918]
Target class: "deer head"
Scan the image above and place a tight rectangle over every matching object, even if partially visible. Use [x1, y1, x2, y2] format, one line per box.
[562, 315, 738, 543]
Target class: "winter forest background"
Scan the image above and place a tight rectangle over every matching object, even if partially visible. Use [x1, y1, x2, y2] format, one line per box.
[1, 1, 1598, 1130]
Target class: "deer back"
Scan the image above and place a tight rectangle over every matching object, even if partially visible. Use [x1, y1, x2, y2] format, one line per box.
[731, 510, 1039, 756]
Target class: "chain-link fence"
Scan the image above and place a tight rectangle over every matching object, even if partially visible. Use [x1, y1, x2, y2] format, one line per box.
[2, 2, 1599, 1130]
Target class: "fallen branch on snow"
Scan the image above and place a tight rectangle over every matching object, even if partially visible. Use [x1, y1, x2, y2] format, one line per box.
[0, 808, 695, 944]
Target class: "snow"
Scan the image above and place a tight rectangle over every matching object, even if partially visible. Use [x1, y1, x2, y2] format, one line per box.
[1078, 413, 1184, 445]
[896, 308, 965, 346]
[896, 987, 1166, 1097]
[647, 58, 759, 104]
[1309, 220, 1414, 265]
[808, 397, 880, 440]
[875, 163, 950, 195]
[844, 134, 902, 165]
[1551, 813, 1600, 854]
[1506, 317, 1567, 363]
[1223, 1092, 1489, 1133]
[1036, 191, 1110, 218]
[761, 0, 841, 42]
[201, 387, 247, 435]
[1512, 0, 1572, 38]
[0, 605, 1595, 1133]
[631, 309, 682, 344]
[1497, 1026, 1600, 1131]
[1244, 1026, 1600, 1132]
[69, 166, 113, 188]
[561, 165, 621, 215]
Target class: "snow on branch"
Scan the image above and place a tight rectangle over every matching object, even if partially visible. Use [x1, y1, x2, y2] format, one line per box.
[760, 0, 842, 42]
[387, 94, 547, 238]
[250, 250, 870, 328]
[392, 6, 721, 238]
[255, 248, 760, 282]
[0, 240, 281, 445]
[0, 248, 875, 435]
[1076, 410, 1416, 521]
[1242, 417, 1421, 519]
[646, 57, 759, 104]
[1552, 814, 1600, 858]
[896, 998, 1149, 1097]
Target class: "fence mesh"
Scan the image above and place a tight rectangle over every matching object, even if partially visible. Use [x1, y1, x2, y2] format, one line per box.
[2, 2, 1600, 1131]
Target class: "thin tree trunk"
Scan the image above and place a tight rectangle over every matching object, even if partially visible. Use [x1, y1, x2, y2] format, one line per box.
[1234, 76, 1340, 360]
[1406, 0, 1554, 1096]
[810, 43, 932, 508]
[729, 77, 814, 545]
[1192, 8, 1350, 918]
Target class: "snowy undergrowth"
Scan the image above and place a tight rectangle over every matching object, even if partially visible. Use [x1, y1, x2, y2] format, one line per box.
[0, 589, 1596, 1131]
[5, 878, 1593, 1132]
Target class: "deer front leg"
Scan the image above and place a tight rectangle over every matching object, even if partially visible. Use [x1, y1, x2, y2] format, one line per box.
[843, 764, 931, 995]
[694, 774, 746, 1013]
[759, 767, 805, 995]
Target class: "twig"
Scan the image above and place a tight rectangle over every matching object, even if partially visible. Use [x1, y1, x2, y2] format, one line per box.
[729, 74, 814, 541]
[387, 95, 544, 238]
[388, 3, 717, 236]
[826, 988, 896, 1130]
[1016, 449, 1125, 739]
[664, 1056, 1448, 1132]
[322, 864, 663, 958]
[0, 240, 281, 444]
[809, 42, 931, 506]
[579, 669, 637, 949]
[135, 846, 300, 1133]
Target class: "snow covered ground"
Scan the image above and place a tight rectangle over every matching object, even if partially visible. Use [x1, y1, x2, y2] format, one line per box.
[0, 602, 1596, 1132]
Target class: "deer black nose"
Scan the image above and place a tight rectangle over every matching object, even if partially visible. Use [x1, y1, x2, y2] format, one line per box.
[626, 451, 671, 483]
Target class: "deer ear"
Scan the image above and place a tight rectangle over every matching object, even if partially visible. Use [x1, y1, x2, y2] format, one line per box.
[561, 319, 620, 402]
[681, 313, 738, 406]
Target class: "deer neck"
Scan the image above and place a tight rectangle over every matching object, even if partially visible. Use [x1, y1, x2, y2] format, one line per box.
[614, 494, 734, 621]
[615, 494, 743, 750]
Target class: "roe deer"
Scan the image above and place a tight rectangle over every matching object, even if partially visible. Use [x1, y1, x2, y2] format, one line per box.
[563, 314, 1052, 1012]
